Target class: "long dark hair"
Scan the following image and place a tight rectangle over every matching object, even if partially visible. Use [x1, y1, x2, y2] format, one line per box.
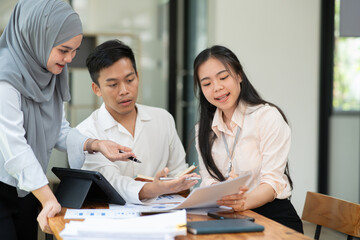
[193, 45, 293, 189]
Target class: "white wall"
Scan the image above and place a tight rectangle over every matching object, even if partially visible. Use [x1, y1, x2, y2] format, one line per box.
[73, 0, 169, 109]
[207, 0, 321, 214]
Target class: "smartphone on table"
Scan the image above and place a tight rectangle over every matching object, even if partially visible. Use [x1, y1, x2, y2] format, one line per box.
[207, 210, 255, 221]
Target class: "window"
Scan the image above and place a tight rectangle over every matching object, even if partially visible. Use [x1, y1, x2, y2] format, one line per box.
[333, 0, 360, 112]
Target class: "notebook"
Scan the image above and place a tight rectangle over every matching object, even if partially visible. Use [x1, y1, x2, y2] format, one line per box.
[187, 219, 264, 235]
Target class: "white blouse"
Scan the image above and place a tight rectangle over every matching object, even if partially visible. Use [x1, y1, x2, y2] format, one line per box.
[0, 81, 87, 196]
[196, 102, 292, 199]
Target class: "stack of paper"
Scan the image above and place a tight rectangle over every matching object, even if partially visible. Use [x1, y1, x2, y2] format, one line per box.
[60, 210, 187, 240]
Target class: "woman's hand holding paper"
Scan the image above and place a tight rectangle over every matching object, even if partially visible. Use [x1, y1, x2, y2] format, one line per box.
[216, 186, 249, 211]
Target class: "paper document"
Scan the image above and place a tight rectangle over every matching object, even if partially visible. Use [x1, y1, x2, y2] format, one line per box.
[171, 173, 251, 209]
[145, 194, 186, 204]
[64, 209, 140, 219]
[109, 203, 179, 213]
[110, 174, 251, 212]
[108, 194, 185, 213]
[60, 209, 187, 240]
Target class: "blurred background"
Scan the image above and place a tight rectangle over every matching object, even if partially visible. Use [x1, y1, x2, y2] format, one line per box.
[1, 0, 359, 239]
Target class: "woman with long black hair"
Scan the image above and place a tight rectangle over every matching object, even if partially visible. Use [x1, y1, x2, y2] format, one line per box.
[194, 45, 303, 233]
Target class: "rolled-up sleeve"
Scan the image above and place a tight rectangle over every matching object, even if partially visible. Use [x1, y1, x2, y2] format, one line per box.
[257, 107, 290, 197]
[4, 147, 48, 192]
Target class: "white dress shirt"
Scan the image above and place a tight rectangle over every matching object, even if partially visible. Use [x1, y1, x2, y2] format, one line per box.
[0, 81, 87, 196]
[196, 101, 292, 199]
[77, 103, 187, 204]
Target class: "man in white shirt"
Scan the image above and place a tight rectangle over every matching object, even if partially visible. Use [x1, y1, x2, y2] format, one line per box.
[77, 40, 199, 204]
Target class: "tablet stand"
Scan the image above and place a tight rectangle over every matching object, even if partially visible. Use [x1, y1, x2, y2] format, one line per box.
[55, 177, 94, 209]
[52, 167, 126, 209]
[55, 176, 116, 209]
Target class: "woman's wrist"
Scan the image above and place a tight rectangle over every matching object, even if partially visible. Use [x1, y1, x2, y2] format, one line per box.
[32, 185, 58, 207]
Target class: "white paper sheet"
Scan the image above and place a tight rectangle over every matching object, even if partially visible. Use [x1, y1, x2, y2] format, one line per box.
[171, 173, 251, 209]
[109, 203, 179, 213]
[64, 209, 140, 219]
[147, 194, 186, 204]
[60, 210, 187, 240]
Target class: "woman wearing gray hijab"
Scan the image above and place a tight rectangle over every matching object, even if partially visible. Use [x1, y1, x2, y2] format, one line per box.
[0, 0, 135, 239]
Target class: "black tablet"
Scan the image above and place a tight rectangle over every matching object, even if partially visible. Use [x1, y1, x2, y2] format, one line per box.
[52, 167, 126, 209]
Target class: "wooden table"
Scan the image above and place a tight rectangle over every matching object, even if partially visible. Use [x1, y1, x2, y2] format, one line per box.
[49, 204, 312, 240]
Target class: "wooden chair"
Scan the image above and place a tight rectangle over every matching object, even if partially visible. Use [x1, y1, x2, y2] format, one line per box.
[302, 191, 360, 240]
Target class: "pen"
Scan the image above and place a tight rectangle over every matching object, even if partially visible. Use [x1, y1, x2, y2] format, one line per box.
[119, 150, 141, 163]
[159, 177, 201, 181]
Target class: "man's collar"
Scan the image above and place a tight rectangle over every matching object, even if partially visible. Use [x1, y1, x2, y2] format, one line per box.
[98, 103, 152, 131]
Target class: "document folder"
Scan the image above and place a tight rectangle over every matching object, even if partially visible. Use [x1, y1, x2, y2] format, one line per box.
[52, 167, 126, 209]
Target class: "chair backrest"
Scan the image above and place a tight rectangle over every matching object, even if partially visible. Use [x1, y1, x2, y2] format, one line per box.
[302, 191, 360, 238]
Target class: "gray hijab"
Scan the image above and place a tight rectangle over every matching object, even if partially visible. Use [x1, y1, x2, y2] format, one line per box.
[0, 0, 82, 189]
